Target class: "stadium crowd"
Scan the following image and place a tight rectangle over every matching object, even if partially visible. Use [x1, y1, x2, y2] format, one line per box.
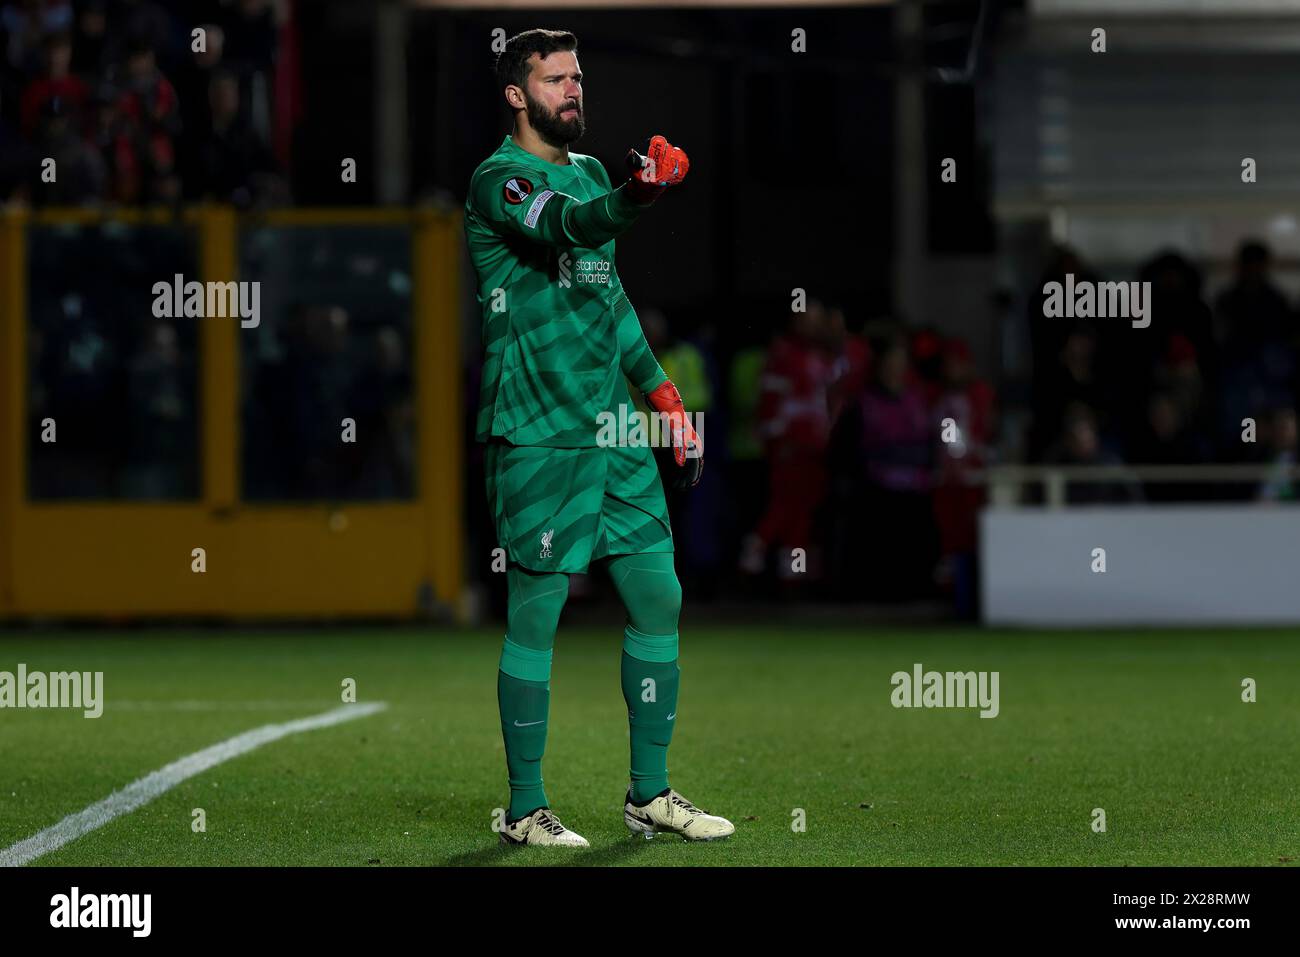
[641, 238, 1300, 615]
[1028, 242, 1298, 506]
[0, 0, 285, 205]
[654, 298, 994, 616]
[6, 5, 1295, 616]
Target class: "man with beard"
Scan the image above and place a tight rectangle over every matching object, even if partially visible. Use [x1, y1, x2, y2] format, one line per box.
[465, 29, 731, 847]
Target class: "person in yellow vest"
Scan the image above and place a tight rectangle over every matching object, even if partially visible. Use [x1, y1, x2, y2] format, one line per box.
[637, 309, 721, 594]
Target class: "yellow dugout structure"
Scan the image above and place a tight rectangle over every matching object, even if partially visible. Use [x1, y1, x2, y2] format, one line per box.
[0, 206, 465, 620]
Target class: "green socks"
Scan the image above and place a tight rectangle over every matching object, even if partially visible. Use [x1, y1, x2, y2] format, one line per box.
[497, 663, 550, 821]
[497, 555, 684, 815]
[498, 568, 569, 821]
[621, 625, 680, 803]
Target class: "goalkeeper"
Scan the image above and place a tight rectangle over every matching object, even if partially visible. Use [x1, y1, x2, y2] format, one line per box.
[465, 28, 733, 846]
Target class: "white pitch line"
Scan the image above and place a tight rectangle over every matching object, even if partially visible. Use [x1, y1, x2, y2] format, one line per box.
[110, 700, 339, 712]
[0, 702, 387, 867]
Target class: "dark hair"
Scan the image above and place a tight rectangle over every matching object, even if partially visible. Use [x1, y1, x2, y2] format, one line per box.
[1062, 402, 1098, 431]
[495, 29, 577, 93]
[125, 34, 155, 59]
[1238, 239, 1270, 268]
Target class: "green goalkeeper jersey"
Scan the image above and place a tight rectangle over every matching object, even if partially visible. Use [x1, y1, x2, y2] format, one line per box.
[466, 135, 668, 448]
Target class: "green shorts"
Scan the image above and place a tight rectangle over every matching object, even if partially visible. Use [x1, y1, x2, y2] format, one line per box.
[484, 440, 673, 574]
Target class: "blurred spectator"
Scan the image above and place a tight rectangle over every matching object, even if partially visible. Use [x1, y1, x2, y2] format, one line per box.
[1, 1, 282, 205]
[823, 302, 871, 424]
[176, 22, 224, 152]
[640, 308, 723, 594]
[1140, 249, 1215, 377]
[727, 341, 765, 467]
[20, 30, 85, 135]
[2, 0, 73, 74]
[740, 301, 834, 582]
[1215, 240, 1296, 455]
[110, 37, 180, 202]
[188, 67, 278, 205]
[1216, 240, 1293, 357]
[908, 327, 944, 405]
[931, 337, 994, 617]
[1131, 391, 1211, 502]
[30, 93, 104, 203]
[105, 0, 174, 66]
[642, 308, 712, 420]
[1257, 406, 1298, 503]
[724, 330, 769, 581]
[221, 0, 276, 73]
[1037, 330, 1107, 458]
[1028, 245, 1101, 459]
[850, 338, 936, 599]
[85, 79, 134, 202]
[1152, 334, 1206, 427]
[1043, 404, 1142, 505]
[1146, 334, 1216, 483]
[123, 322, 195, 498]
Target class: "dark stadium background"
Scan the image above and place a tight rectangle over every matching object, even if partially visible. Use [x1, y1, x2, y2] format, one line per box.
[3, 0, 1300, 885]
[2, 0, 1008, 621]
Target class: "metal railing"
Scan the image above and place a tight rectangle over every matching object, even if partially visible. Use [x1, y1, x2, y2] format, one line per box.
[985, 463, 1300, 508]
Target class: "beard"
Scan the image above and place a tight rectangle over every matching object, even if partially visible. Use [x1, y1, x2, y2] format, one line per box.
[525, 92, 585, 147]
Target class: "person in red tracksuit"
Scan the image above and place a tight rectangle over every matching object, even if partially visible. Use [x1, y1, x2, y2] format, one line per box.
[740, 303, 834, 580]
[825, 303, 872, 426]
[931, 338, 994, 617]
[20, 33, 87, 137]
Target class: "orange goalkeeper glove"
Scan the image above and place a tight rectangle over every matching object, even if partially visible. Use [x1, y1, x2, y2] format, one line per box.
[646, 379, 703, 489]
[624, 135, 690, 205]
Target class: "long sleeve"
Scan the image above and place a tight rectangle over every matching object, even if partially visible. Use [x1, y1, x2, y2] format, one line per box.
[611, 274, 667, 395]
[468, 162, 650, 251]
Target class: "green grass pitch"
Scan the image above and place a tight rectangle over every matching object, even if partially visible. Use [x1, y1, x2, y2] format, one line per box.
[1, 625, 1297, 866]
